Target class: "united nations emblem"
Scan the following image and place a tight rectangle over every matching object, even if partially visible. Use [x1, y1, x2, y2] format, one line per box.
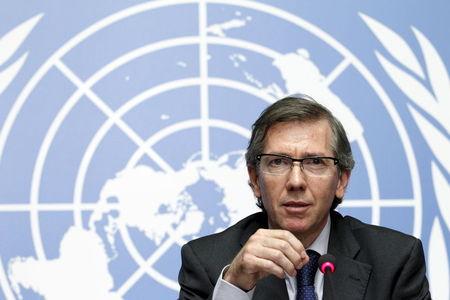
[0, 1, 446, 299]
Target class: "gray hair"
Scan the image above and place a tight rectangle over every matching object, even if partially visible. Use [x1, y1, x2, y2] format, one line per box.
[245, 94, 355, 210]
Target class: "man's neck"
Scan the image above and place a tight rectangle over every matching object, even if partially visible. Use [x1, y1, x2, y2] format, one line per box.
[296, 214, 331, 251]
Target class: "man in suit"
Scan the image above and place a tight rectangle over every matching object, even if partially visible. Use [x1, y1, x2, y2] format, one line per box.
[178, 94, 430, 299]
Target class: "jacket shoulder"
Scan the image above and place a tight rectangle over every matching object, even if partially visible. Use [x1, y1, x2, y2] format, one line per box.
[342, 214, 417, 242]
[336, 213, 423, 265]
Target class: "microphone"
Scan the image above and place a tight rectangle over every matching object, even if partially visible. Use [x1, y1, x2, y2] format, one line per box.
[319, 254, 336, 299]
[319, 254, 336, 274]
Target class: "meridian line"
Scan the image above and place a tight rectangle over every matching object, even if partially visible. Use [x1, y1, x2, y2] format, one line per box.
[54, 60, 174, 173]
[323, 57, 351, 87]
[199, 0, 210, 163]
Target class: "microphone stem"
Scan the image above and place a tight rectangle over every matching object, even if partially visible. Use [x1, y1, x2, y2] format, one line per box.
[325, 270, 336, 300]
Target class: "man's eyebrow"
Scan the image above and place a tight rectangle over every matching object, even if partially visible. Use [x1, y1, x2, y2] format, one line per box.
[264, 151, 292, 157]
[263, 151, 328, 158]
[302, 152, 327, 157]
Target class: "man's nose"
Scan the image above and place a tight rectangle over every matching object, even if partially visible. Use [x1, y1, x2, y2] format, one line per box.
[286, 162, 307, 190]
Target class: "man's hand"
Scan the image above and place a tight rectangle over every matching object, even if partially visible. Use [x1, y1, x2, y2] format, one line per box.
[223, 229, 309, 291]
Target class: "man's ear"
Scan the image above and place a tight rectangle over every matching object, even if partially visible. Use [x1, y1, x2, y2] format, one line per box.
[247, 165, 261, 198]
[335, 169, 350, 199]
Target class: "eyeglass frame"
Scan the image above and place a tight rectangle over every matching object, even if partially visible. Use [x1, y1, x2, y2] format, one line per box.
[255, 153, 340, 176]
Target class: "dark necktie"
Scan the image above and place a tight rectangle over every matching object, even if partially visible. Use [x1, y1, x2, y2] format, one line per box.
[296, 249, 320, 300]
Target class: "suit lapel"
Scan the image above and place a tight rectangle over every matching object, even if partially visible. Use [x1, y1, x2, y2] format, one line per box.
[324, 212, 372, 300]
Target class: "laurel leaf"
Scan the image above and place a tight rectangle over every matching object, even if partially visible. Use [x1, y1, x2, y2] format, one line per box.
[432, 162, 450, 232]
[413, 27, 450, 129]
[360, 13, 424, 78]
[0, 53, 27, 96]
[428, 218, 450, 300]
[0, 14, 42, 66]
[408, 106, 450, 173]
[376, 52, 437, 117]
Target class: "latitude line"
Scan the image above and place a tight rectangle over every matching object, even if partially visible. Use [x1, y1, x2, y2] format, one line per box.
[0, 203, 120, 212]
[340, 199, 416, 207]
[54, 60, 174, 173]
[0, 198, 417, 212]
[199, 0, 210, 163]
[323, 57, 351, 87]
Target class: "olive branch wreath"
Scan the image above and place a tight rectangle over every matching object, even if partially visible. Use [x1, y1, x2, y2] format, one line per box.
[0, 14, 42, 300]
[0, 14, 42, 97]
[362, 13, 450, 299]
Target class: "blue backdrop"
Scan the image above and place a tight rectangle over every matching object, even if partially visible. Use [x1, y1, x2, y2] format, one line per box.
[0, 1, 449, 299]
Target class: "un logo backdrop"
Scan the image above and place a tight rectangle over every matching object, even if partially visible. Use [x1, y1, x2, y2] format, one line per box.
[0, 1, 449, 299]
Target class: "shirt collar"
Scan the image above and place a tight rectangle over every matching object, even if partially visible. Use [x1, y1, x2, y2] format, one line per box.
[307, 214, 330, 255]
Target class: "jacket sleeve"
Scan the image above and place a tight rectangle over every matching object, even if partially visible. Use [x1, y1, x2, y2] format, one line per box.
[178, 243, 214, 300]
[392, 238, 431, 299]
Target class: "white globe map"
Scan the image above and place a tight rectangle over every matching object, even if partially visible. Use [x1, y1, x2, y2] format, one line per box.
[9, 152, 257, 299]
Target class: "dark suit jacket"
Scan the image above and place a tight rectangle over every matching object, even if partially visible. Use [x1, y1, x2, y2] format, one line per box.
[178, 211, 430, 299]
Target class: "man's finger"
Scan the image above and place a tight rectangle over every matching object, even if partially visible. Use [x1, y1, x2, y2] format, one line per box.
[258, 238, 302, 273]
[247, 255, 287, 279]
[250, 242, 298, 276]
[253, 229, 308, 268]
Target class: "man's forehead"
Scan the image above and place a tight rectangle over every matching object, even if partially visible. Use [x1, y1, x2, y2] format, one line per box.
[264, 119, 332, 136]
[262, 119, 333, 152]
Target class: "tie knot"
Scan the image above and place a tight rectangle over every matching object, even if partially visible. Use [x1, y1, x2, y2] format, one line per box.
[297, 249, 320, 286]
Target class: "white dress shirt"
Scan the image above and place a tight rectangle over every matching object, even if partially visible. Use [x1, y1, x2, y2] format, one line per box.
[213, 215, 331, 300]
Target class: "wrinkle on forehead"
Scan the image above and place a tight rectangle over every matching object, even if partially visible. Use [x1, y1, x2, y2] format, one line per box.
[263, 120, 333, 157]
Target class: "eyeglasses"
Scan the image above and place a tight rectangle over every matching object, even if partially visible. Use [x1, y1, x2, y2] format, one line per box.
[256, 154, 339, 177]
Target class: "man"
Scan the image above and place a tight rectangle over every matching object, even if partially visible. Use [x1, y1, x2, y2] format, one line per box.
[178, 94, 430, 299]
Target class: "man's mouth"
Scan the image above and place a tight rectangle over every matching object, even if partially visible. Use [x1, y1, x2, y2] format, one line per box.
[283, 201, 311, 212]
[284, 201, 309, 207]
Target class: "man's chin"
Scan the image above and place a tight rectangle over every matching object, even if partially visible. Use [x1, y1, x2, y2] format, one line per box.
[280, 219, 310, 235]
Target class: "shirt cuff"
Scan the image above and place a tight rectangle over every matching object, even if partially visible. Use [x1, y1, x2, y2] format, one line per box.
[212, 265, 255, 300]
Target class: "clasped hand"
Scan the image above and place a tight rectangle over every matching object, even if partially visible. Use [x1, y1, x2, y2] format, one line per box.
[223, 229, 309, 291]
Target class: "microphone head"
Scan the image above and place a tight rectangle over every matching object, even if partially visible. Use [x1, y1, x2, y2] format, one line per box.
[318, 254, 336, 274]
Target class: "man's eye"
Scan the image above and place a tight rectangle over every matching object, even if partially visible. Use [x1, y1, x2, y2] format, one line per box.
[269, 158, 283, 165]
[268, 158, 289, 167]
[305, 158, 324, 165]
